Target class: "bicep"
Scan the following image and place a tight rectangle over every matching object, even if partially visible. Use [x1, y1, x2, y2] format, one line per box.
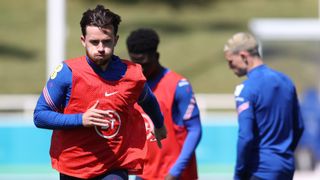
[173, 80, 200, 125]
[137, 83, 149, 104]
[33, 63, 82, 129]
[40, 63, 72, 111]
[235, 86, 255, 139]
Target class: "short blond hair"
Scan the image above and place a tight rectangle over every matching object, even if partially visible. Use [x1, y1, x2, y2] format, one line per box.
[224, 32, 261, 57]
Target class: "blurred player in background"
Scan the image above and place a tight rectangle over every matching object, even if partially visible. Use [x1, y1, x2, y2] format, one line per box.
[34, 5, 167, 180]
[224, 32, 304, 180]
[126, 28, 202, 180]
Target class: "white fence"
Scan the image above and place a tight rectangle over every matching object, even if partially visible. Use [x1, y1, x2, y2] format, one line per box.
[0, 94, 38, 116]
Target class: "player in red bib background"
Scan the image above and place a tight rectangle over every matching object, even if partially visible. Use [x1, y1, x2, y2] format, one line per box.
[34, 5, 167, 180]
[127, 28, 202, 180]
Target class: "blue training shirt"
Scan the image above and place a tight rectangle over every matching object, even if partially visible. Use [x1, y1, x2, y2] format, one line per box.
[234, 65, 304, 180]
[147, 68, 202, 177]
[34, 55, 163, 129]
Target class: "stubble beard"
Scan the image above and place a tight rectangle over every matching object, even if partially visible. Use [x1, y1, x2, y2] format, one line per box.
[86, 49, 112, 67]
[235, 68, 247, 77]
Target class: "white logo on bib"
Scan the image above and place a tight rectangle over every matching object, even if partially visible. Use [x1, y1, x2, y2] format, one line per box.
[105, 91, 118, 97]
[95, 110, 121, 139]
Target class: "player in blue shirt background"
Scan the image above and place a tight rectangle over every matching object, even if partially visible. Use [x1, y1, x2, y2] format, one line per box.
[223, 32, 304, 180]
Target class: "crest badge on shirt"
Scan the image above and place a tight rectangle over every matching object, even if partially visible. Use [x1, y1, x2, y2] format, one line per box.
[95, 110, 121, 139]
[234, 84, 244, 97]
[50, 63, 63, 80]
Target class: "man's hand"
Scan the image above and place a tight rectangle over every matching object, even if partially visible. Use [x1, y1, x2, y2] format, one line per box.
[165, 174, 178, 180]
[153, 125, 167, 148]
[82, 101, 112, 127]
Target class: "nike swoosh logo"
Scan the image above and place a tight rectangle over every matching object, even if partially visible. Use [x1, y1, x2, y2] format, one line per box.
[105, 91, 118, 97]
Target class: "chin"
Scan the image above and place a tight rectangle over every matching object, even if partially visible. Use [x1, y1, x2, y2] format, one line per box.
[94, 56, 110, 62]
[235, 72, 245, 77]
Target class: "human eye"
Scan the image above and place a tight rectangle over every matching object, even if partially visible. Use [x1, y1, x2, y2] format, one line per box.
[89, 40, 99, 46]
[102, 39, 112, 46]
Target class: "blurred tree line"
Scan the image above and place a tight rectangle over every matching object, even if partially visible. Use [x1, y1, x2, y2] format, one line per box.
[86, 0, 219, 9]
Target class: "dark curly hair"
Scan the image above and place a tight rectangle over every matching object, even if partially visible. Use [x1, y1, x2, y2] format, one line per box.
[80, 5, 121, 36]
[126, 28, 160, 53]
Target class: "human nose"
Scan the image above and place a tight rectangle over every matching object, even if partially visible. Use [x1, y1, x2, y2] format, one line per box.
[97, 42, 104, 51]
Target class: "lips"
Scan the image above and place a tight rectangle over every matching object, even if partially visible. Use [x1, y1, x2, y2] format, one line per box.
[94, 55, 105, 60]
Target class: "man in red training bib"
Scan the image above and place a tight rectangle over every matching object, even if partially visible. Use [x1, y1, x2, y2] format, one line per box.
[34, 5, 167, 180]
[127, 28, 202, 180]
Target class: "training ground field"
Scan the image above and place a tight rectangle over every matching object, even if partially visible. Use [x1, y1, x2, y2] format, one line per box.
[0, 113, 319, 180]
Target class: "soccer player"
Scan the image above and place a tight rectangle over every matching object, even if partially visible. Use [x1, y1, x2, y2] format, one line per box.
[223, 32, 304, 180]
[126, 28, 202, 180]
[33, 5, 167, 180]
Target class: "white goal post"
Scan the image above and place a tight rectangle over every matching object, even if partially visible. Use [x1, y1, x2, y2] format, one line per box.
[47, 0, 66, 77]
[249, 18, 320, 41]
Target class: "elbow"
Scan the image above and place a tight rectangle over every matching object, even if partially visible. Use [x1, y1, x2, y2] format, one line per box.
[192, 124, 203, 145]
[197, 126, 203, 142]
[186, 119, 202, 143]
[33, 111, 44, 128]
[195, 129, 202, 146]
[239, 133, 254, 145]
[33, 117, 42, 128]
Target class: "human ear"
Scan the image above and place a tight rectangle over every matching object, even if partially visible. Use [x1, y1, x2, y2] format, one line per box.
[114, 35, 119, 47]
[240, 54, 248, 65]
[80, 35, 86, 47]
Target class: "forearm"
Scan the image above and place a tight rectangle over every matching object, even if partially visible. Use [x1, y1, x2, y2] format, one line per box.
[138, 85, 164, 128]
[34, 109, 83, 129]
[169, 118, 202, 177]
[235, 116, 254, 179]
[234, 135, 253, 179]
